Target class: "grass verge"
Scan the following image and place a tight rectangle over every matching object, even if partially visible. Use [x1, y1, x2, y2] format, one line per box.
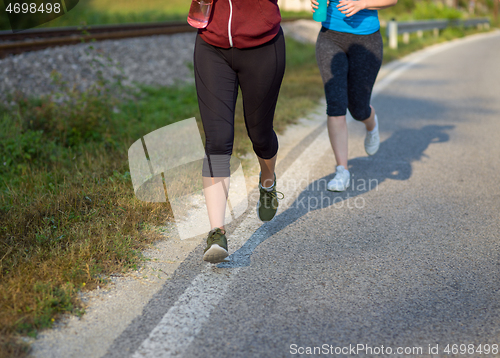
[0, 23, 495, 358]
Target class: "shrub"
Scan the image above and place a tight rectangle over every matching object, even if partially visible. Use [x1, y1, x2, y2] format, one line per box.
[0, 82, 116, 177]
[413, 1, 464, 20]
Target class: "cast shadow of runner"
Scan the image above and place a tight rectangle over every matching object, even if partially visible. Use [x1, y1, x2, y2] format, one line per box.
[218, 124, 454, 268]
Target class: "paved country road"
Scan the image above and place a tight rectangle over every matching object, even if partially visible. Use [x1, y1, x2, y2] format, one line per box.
[35, 30, 500, 358]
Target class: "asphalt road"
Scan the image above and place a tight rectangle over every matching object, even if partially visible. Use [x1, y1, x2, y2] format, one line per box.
[101, 31, 500, 358]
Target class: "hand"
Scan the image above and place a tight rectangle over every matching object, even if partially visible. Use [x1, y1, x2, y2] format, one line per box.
[311, 0, 330, 12]
[337, 0, 366, 16]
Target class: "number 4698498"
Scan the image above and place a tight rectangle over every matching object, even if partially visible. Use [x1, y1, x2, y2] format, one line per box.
[5, 3, 61, 14]
[444, 344, 499, 355]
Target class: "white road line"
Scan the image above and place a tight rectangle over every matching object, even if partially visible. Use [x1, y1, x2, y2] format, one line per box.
[132, 266, 236, 358]
[130, 30, 500, 358]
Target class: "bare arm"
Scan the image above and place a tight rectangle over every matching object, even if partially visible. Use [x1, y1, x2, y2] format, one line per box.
[338, 0, 398, 17]
[312, 0, 398, 16]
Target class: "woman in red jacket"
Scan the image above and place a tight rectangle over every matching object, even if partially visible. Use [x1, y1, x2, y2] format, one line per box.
[195, 0, 286, 263]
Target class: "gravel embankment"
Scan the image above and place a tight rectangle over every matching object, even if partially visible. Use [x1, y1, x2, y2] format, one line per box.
[0, 32, 197, 102]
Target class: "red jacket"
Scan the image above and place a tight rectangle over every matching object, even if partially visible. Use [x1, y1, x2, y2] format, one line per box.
[199, 0, 281, 49]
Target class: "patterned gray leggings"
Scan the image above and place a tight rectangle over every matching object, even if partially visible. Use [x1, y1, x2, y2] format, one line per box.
[316, 27, 383, 121]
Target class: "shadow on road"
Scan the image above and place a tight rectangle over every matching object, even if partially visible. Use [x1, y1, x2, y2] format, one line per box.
[219, 124, 454, 268]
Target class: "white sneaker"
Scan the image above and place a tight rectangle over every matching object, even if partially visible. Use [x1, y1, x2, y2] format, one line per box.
[327, 165, 350, 192]
[364, 114, 380, 156]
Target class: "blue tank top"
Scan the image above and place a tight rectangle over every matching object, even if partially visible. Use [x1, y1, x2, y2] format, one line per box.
[322, 0, 380, 35]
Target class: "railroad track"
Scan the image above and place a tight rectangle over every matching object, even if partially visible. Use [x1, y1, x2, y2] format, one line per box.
[0, 21, 197, 58]
[0, 18, 304, 58]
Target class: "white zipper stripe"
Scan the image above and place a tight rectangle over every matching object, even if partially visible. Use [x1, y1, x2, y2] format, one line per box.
[228, 0, 233, 47]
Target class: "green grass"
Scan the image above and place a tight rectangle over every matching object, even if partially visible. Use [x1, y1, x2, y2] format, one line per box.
[0, 0, 190, 30]
[378, 0, 493, 22]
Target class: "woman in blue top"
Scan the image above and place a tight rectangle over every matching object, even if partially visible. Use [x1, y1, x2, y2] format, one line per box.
[311, 0, 397, 191]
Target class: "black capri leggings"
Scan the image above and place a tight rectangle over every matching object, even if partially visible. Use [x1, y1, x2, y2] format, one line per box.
[316, 27, 383, 121]
[194, 28, 286, 177]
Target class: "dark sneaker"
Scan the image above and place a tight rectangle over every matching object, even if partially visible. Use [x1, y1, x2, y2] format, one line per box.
[257, 174, 284, 222]
[203, 228, 229, 263]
